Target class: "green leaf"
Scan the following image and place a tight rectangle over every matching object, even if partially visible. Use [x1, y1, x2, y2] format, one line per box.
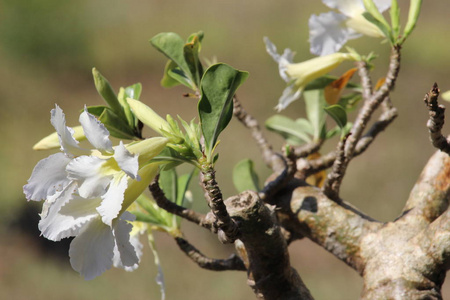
[390, 0, 400, 39]
[118, 87, 135, 128]
[151, 147, 196, 170]
[159, 169, 177, 203]
[362, 0, 392, 33]
[92, 68, 126, 120]
[305, 75, 360, 91]
[183, 33, 204, 88]
[324, 104, 348, 130]
[85, 105, 108, 117]
[97, 107, 136, 140]
[402, 0, 423, 43]
[232, 159, 260, 193]
[265, 115, 312, 145]
[304, 90, 327, 141]
[176, 169, 195, 207]
[362, 12, 394, 45]
[150, 32, 195, 89]
[295, 118, 315, 136]
[198, 63, 249, 162]
[161, 60, 183, 88]
[338, 92, 363, 111]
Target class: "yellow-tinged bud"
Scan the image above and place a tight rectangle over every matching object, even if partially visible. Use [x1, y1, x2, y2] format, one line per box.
[126, 98, 170, 135]
[120, 162, 159, 214]
[126, 137, 168, 165]
[33, 126, 86, 150]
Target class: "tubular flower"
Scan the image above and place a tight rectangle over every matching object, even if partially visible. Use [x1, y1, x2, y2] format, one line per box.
[264, 37, 356, 111]
[24, 105, 168, 279]
[309, 0, 391, 56]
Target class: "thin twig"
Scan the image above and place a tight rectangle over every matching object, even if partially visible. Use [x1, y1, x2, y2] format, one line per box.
[233, 96, 285, 171]
[423, 83, 450, 154]
[149, 175, 213, 230]
[293, 139, 323, 158]
[356, 60, 373, 100]
[322, 135, 348, 201]
[175, 237, 246, 271]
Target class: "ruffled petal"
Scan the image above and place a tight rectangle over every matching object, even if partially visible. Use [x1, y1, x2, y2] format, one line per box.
[96, 175, 128, 226]
[51, 105, 86, 157]
[39, 182, 100, 241]
[322, 0, 364, 17]
[112, 212, 140, 270]
[114, 142, 139, 180]
[66, 155, 112, 198]
[69, 217, 115, 280]
[79, 108, 113, 153]
[23, 153, 72, 201]
[263, 37, 294, 82]
[309, 11, 358, 56]
[275, 84, 303, 112]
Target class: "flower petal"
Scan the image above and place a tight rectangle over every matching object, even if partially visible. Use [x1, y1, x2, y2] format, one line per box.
[39, 182, 100, 241]
[309, 11, 359, 56]
[264, 37, 294, 82]
[114, 142, 139, 180]
[23, 153, 72, 201]
[276, 84, 303, 111]
[373, 0, 391, 13]
[66, 155, 112, 198]
[51, 105, 86, 157]
[96, 175, 128, 226]
[112, 213, 140, 270]
[322, 0, 364, 17]
[69, 217, 115, 280]
[79, 108, 113, 153]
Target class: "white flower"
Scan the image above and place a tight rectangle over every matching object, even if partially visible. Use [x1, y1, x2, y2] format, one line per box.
[309, 0, 391, 56]
[264, 37, 356, 111]
[24, 105, 168, 279]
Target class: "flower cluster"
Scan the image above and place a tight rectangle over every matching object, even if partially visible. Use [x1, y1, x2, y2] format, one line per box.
[24, 105, 168, 279]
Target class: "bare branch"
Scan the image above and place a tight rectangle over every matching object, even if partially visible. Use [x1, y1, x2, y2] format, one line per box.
[233, 96, 285, 172]
[322, 136, 348, 202]
[292, 139, 323, 158]
[225, 191, 314, 300]
[175, 237, 246, 271]
[401, 150, 450, 225]
[149, 175, 212, 230]
[356, 60, 373, 100]
[423, 83, 450, 154]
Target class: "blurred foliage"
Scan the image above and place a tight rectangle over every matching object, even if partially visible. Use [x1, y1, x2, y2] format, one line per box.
[0, 0, 92, 71]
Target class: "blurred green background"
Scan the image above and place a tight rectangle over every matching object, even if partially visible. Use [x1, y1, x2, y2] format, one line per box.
[1, 0, 449, 299]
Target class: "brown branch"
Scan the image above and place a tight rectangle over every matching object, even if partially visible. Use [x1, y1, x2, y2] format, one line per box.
[302, 105, 397, 177]
[401, 150, 450, 225]
[233, 96, 285, 172]
[175, 237, 246, 271]
[322, 136, 348, 201]
[225, 191, 314, 300]
[201, 165, 240, 243]
[149, 175, 212, 230]
[356, 60, 373, 100]
[292, 139, 323, 158]
[423, 83, 450, 154]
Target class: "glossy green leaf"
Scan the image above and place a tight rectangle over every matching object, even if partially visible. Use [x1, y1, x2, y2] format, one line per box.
[176, 171, 194, 207]
[324, 104, 348, 129]
[161, 60, 183, 88]
[118, 88, 135, 128]
[85, 105, 108, 117]
[362, 0, 392, 33]
[198, 63, 249, 161]
[150, 32, 195, 89]
[339, 92, 363, 111]
[304, 90, 327, 140]
[232, 159, 260, 193]
[183, 34, 203, 88]
[97, 107, 136, 140]
[92, 68, 126, 120]
[151, 147, 195, 170]
[265, 115, 312, 145]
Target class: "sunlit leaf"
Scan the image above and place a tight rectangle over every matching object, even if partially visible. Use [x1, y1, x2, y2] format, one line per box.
[324, 105, 347, 130]
[198, 63, 248, 161]
[265, 115, 312, 145]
